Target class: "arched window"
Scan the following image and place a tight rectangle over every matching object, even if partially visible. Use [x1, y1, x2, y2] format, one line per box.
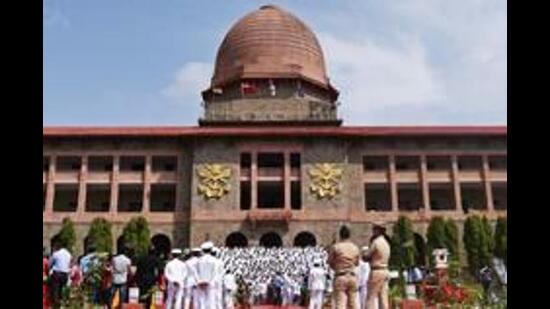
[259, 232, 283, 248]
[225, 232, 248, 248]
[293, 231, 317, 247]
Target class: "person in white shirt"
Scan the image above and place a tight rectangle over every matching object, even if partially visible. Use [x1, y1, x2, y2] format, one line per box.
[164, 249, 187, 309]
[223, 269, 237, 309]
[210, 247, 224, 309]
[308, 259, 326, 309]
[48, 238, 72, 309]
[111, 247, 132, 304]
[184, 248, 201, 309]
[195, 242, 218, 309]
[356, 247, 371, 309]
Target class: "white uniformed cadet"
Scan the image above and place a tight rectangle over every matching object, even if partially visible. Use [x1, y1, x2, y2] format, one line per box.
[184, 248, 201, 309]
[164, 249, 187, 309]
[223, 269, 237, 309]
[211, 247, 224, 309]
[195, 242, 218, 309]
[308, 259, 326, 309]
[356, 246, 371, 309]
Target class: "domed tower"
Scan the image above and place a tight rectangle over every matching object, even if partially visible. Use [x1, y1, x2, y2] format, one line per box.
[200, 5, 340, 126]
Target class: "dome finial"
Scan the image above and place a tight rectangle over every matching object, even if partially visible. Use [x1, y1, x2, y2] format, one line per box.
[260, 4, 279, 10]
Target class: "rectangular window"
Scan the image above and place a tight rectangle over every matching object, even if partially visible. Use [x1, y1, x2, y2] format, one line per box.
[152, 156, 177, 172]
[429, 183, 455, 210]
[257, 181, 284, 209]
[258, 153, 284, 168]
[43, 157, 50, 172]
[240, 181, 251, 210]
[150, 184, 176, 212]
[86, 184, 111, 212]
[118, 184, 143, 212]
[460, 182, 487, 211]
[120, 156, 145, 172]
[458, 156, 482, 170]
[89, 156, 113, 172]
[240, 153, 251, 179]
[53, 184, 79, 212]
[488, 155, 507, 171]
[57, 156, 81, 171]
[290, 153, 301, 168]
[365, 183, 392, 211]
[426, 156, 451, 170]
[397, 183, 422, 211]
[395, 156, 420, 171]
[291, 181, 301, 210]
[363, 156, 388, 171]
[492, 182, 507, 210]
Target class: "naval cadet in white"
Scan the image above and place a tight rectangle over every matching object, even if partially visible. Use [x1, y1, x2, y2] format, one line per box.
[308, 259, 327, 309]
[184, 248, 201, 309]
[356, 246, 372, 309]
[164, 249, 187, 309]
[195, 242, 219, 309]
[211, 247, 225, 309]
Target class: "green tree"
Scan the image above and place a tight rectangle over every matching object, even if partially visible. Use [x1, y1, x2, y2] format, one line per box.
[463, 215, 493, 276]
[121, 216, 151, 259]
[463, 215, 481, 275]
[87, 218, 113, 253]
[426, 216, 447, 266]
[493, 217, 507, 265]
[444, 219, 459, 258]
[389, 216, 417, 270]
[481, 216, 495, 254]
[56, 217, 76, 253]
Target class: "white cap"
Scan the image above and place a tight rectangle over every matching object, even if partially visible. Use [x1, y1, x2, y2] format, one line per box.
[361, 246, 370, 252]
[201, 241, 214, 251]
[313, 259, 322, 265]
[191, 247, 201, 253]
[171, 248, 182, 255]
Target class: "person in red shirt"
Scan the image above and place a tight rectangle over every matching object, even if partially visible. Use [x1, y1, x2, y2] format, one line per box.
[101, 255, 114, 309]
[43, 249, 50, 309]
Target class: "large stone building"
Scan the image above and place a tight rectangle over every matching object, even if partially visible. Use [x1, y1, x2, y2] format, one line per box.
[43, 5, 507, 256]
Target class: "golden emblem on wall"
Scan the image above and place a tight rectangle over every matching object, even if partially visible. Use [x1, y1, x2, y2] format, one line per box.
[196, 164, 232, 199]
[308, 163, 343, 199]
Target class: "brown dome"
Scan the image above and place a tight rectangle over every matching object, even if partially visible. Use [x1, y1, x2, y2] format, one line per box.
[211, 5, 331, 89]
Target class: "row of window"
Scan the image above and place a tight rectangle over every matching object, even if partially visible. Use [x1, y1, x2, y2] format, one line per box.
[364, 182, 507, 211]
[44, 184, 176, 213]
[363, 155, 506, 171]
[43, 156, 178, 172]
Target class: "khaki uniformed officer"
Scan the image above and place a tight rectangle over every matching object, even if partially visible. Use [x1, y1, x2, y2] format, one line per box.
[328, 225, 360, 309]
[364, 223, 391, 309]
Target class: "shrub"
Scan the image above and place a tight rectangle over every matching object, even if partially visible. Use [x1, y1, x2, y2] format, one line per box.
[389, 216, 417, 270]
[444, 219, 459, 258]
[56, 217, 76, 253]
[426, 216, 447, 266]
[87, 218, 113, 253]
[121, 216, 151, 259]
[463, 215, 493, 276]
[493, 217, 507, 265]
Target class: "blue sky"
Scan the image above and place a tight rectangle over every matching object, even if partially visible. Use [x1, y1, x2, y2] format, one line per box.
[44, 0, 507, 126]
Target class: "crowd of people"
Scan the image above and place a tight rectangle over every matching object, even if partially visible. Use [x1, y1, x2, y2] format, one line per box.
[43, 223, 393, 309]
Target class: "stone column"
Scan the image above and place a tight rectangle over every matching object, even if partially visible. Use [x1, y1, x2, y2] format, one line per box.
[420, 155, 431, 215]
[175, 154, 184, 212]
[389, 155, 398, 212]
[110, 156, 120, 215]
[284, 151, 291, 210]
[482, 155, 494, 212]
[77, 156, 88, 215]
[45, 155, 56, 214]
[143, 155, 152, 213]
[451, 155, 462, 212]
[251, 151, 258, 209]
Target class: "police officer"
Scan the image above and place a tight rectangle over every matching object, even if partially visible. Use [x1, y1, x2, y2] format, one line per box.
[364, 223, 391, 309]
[328, 225, 360, 309]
